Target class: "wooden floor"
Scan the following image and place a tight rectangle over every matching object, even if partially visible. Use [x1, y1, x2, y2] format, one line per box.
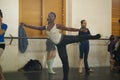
[4, 67, 120, 80]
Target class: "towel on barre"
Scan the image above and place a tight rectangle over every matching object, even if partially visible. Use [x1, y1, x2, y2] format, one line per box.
[18, 24, 28, 53]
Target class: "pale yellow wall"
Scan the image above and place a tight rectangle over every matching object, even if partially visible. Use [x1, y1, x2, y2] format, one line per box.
[69, 0, 112, 67]
[0, 0, 19, 37]
[71, 0, 112, 37]
[0, 0, 111, 72]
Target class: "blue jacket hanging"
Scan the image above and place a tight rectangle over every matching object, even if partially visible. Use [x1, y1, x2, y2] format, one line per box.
[18, 24, 28, 53]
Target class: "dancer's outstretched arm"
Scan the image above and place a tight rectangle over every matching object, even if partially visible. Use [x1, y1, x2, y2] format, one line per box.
[21, 23, 46, 30]
[56, 24, 80, 32]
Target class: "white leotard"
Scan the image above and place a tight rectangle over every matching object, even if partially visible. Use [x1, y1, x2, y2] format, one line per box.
[46, 24, 62, 44]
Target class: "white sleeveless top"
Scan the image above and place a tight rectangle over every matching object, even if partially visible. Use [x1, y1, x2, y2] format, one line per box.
[46, 24, 62, 44]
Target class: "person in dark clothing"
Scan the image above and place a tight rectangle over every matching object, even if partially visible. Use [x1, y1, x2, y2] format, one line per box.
[108, 35, 116, 55]
[108, 35, 118, 70]
[78, 20, 93, 74]
[21, 12, 101, 80]
[114, 38, 120, 68]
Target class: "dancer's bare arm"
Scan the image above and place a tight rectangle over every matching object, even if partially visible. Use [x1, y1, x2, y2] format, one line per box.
[0, 23, 6, 35]
[21, 23, 46, 30]
[56, 24, 80, 32]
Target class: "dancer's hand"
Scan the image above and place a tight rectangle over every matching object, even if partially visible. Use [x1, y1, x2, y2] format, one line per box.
[20, 22, 25, 27]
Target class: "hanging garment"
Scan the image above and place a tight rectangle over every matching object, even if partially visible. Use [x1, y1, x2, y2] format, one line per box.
[18, 24, 28, 53]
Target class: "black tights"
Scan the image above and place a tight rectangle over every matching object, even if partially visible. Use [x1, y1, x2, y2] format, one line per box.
[57, 45, 69, 80]
[56, 34, 98, 80]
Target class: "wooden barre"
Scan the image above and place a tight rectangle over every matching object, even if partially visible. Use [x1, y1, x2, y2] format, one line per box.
[4, 37, 109, 40]
[5, 34, 109, 40]
[4, 34, 110, 45]
[5, 35, 47, 45]
[5, 37, 47, 39]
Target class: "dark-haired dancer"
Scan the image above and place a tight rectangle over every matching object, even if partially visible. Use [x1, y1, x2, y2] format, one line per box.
[22, 12, 101, 80]
[79, 20, 93, 74]
[0, 9, 8, 80]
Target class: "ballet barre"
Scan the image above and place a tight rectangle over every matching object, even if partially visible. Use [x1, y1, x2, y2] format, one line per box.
[5, 34, 47, 45]
[4, 35, 109, 45]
